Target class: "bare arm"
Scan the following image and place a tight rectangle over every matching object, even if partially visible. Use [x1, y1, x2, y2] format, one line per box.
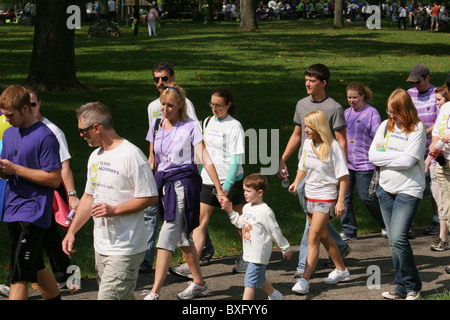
[278, 125, 302, 180]
[91, 196, 157, 218]
[334, 128, 348, 161]
[0, 158, 61, 188]
[61, 160, 80, 210]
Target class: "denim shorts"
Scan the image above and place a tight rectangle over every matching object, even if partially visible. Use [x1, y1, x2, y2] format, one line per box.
[244, 262, 266, 288]
[305, 198, 336, 216]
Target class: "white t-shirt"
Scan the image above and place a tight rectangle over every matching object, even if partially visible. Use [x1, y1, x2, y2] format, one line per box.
[201, 115, 245, 185]
[85, 139, 158, 255]
[228, 202, 290, 265]
[147, 97, 198, 130]
[370, 120, 426, 198]
[432, 101, 450, 159]
[42, 117, 71, 163]
[298, 139, 349, 201]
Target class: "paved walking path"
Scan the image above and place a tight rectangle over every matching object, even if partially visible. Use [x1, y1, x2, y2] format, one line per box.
[1, 226, 449, 301]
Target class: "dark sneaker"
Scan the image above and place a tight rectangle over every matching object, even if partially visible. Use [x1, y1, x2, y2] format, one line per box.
[199, 252, 213, 266]
[424, 220, 440, 236]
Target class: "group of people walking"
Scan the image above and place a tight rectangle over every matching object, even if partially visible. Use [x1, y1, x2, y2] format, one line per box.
[0, 61, 448, 301]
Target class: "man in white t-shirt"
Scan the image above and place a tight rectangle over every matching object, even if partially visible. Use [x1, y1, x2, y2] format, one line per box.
[62, 102, 158, 300]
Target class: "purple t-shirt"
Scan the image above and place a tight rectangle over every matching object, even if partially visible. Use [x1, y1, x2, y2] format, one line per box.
[1, 121, 61, 229]
[146, 118, 203, 172]
[407, 85, 437, 157]
[345, 104, 381, 171]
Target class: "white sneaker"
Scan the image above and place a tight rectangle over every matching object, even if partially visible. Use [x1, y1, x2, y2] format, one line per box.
[141, 291, 159, 300]
[323, 268, 350, 284]
[405, 291, 420, 300]
[268, 289, 283, 300]
[177, 281, 208, 300]
[292, 277, 309, 294]
[381, 228, 388, 237]
[169, 263, 193, 279]
[0, 285, 10, 297]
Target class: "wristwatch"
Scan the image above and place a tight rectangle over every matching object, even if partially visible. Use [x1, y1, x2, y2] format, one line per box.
[68, 190, 77, 196]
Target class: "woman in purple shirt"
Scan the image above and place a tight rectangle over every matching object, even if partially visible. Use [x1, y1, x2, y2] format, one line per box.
[340, 82, 386, 240]
[143, 83, 227, 300]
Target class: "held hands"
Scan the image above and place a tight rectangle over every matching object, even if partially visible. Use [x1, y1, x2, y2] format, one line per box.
[283, 251, 293, 260]
[216, 188, 229, 210]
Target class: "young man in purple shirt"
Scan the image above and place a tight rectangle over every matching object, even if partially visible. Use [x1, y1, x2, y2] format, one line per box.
[0, 85, 62, 300]
[406, 64, 440, 236]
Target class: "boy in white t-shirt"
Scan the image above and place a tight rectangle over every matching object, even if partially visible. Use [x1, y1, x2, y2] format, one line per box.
[224, 173, 292, 300]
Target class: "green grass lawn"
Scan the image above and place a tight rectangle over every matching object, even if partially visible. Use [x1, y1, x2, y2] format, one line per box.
[0, 18, 449, 283]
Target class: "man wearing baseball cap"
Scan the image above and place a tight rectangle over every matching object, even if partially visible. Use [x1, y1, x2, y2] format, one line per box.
[407, 64, 439, 237]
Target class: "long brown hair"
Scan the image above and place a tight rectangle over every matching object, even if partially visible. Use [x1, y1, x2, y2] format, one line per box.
[386, 89, 420, 134]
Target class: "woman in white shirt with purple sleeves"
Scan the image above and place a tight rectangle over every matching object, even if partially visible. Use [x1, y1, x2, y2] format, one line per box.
[340, 82, 386, 240]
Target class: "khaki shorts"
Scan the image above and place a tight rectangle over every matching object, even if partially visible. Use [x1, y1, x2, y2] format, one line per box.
[430, 164, 445, 220]
[95, 251, 145, 300]
[436, 161, 450, 229]
[156, 181, 194, 252]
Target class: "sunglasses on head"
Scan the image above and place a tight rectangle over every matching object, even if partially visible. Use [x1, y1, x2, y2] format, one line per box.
[154, 76, 169, 83]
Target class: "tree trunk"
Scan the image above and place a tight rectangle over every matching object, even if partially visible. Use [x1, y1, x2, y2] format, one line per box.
[238, 0, 259, 32]
[24, 0, 84, 92]
[333, 0, 344, 29]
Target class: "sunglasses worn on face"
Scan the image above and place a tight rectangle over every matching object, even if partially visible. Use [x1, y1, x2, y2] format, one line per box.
[154, 76, 169, 83]
[79, 123, 101, 134]
[30, 102, 37, 107]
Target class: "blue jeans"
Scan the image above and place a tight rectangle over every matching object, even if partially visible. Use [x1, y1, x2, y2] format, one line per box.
[296, 179, 347, 273]
[341, 169, 385, 237]
[140, 204, 159, 271]
[376, 188, 422, 295]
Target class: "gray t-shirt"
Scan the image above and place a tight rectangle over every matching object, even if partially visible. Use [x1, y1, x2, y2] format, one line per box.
[293, 95, 346, 158]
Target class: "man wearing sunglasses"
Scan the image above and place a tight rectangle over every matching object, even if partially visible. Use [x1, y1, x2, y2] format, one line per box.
[140, 61, 200, 274]
[62, 102, 158, 300]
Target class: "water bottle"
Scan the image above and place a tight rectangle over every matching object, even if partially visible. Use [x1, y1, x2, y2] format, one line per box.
[281, 169, 289, 188]
[430, 140, 445, 158]
[431, 140, 446, 166]
[65, 209, 75, 226]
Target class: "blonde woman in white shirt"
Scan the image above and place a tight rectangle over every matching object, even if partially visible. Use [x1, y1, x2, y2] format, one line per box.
[289, 110, 350, 295]
[369, 89, 426, 300]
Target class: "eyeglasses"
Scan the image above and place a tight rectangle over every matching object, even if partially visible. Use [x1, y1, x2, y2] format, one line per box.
[386, 110, 396, 116]
[154, 76, 169, 83]
[30, 102, 37, 107]
[208, 102, 225, 109]
[78, 123, 101, 134]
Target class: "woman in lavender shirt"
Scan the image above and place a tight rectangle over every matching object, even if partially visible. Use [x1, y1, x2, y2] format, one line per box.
[143, 83, 228, 300]
[340, 82, 386, 240]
